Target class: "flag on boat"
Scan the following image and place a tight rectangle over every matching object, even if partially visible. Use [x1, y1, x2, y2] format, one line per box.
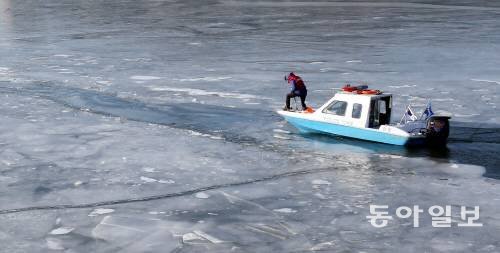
[405, 105, 418, 121]
[421, 101, 434, 120]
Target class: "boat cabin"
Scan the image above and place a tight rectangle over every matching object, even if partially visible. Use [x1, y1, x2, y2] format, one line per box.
[317, 91, 392, 129]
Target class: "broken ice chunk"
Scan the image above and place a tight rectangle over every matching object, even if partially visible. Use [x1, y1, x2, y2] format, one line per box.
[312, 179, 331, 185]
[194, 192, 210, 199]
[49, 227, 74, 235]
[158, 179, 175, 184]
[272, 129, 291, 134]
[182, 232, 207, 245]
[142, 167, 156, 173]
[91, 216, 179, 251]
[273, 208, 297, 213]
[193, 230, 224, 244]
[310, 241, 337, 251]
[130, 75, 161, 80]
[245, 224, 290, 240]
[273, 134, 291, 140]
[140, 176, 157, 183]
[88, 208, 115, 217]
[46, 238, 65, 250]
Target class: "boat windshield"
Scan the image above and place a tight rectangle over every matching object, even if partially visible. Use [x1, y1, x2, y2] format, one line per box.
[323, 100, 348, 116]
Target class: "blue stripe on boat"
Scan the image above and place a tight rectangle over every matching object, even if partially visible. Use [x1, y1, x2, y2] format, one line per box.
[283, 115, 411, 146]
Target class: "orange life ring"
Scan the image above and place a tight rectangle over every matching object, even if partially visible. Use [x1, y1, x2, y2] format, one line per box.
[360, 89, 381, 95]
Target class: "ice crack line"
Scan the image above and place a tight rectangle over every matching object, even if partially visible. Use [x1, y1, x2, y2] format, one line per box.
[0, 167, 333, 215]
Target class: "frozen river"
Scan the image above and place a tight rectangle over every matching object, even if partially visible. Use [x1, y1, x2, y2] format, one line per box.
[1, 0, 500, 252]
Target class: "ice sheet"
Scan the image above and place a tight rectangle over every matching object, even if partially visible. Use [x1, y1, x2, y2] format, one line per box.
[0, 0, 499, 252]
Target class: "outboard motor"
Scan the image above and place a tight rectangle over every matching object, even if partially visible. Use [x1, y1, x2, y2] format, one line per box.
[425, 116, 450, 146]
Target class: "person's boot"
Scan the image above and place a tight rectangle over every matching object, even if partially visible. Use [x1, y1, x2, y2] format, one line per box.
[282, 106, 290, 111]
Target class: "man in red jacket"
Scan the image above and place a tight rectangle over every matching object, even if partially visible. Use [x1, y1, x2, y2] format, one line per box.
[284, 72, 308, 111]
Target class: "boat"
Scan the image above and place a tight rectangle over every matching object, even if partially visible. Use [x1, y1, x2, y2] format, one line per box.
[277, 85, 450, 146]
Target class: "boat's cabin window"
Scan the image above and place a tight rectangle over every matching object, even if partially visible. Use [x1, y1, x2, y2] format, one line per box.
[323, 100, 347, 116]
[352, 103, 362, 119]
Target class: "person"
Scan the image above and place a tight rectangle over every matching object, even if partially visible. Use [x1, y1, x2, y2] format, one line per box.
[284, 72, 307, 111]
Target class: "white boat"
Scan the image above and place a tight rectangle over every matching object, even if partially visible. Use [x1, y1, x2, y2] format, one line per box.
[277, 86, 450, 146]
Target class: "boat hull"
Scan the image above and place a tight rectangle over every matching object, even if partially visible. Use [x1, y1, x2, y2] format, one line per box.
[282, 114, 423, 146]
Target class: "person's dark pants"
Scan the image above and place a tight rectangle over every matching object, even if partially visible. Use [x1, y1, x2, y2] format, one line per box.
[286, 90, 307, 110]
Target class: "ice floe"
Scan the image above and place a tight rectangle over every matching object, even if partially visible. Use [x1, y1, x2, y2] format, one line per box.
[158, 179, 175, 184]
[471, 79, 500, 85]
[49, 227, 74, 235]
[273, 208, 297, 213]
[312, 179, 331, 185]
[140, 176, 157, 183]
[176, 76, 232, 82]
[194, 192, 210, 199]
[53, 54, 73, 58]
[273, 129, 291, 134]
[130, 75, 162, 80]
[148, 87, 263, 100]
[88, 208, 115, 217]
[46, 238, 65, 250]
[141, 167, 156, 173]
[273, 134, 291, 140]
